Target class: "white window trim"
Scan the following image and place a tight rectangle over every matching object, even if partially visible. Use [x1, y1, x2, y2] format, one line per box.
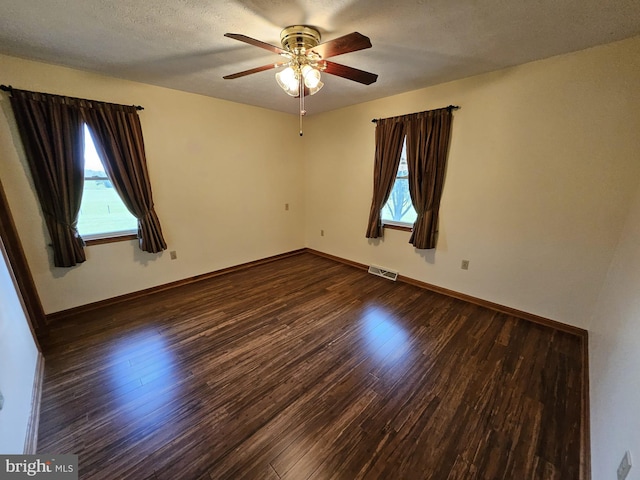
[81, 229, 137, 242]
[382, 219, 413, 229]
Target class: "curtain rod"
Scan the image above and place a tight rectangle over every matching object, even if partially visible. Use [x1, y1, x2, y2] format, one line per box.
[0, 84, 144, 111]
[371, 105, 459, 123]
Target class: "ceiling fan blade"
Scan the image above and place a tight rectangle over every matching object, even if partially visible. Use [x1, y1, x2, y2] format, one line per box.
[311, 32, 372, 59]
[224, 33, 287, 55]
[223, 62, 288, 80]
[323, 61, 378, 85]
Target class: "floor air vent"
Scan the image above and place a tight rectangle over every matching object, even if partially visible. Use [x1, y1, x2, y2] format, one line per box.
[368, 265, 399, 281]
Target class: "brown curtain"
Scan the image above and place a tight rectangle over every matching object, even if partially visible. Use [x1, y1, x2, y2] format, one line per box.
[82, 104, 167, 253]
[406, 108, 453, 249]
[9, 90, 86, 267]
[365, 118, 406, 238]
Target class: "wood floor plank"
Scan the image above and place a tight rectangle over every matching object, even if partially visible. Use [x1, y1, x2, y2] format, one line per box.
[37, 252, 586, 479]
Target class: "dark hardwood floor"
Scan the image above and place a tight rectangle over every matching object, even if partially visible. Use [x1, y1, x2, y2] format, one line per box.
[37, 252, 586, 479]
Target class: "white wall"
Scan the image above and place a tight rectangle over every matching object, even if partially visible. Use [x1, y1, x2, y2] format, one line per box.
[0, 238, 39, 453]
[304, 36, 640, 329]
[589, 178, 640, 480]
[0, 54, 305, 313]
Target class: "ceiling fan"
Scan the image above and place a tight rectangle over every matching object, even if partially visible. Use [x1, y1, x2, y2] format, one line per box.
[223, 25, 378, 135]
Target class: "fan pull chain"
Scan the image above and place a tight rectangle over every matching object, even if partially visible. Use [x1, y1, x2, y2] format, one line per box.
[299, 75, 304, 136]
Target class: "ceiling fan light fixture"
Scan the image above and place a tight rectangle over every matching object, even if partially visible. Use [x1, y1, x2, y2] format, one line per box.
[275, 66, 299, 96]
[302, 64, 322, 89]
[308, 80, 324, 96]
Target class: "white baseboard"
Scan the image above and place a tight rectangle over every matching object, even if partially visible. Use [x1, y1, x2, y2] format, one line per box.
[23, 352, 44, 454]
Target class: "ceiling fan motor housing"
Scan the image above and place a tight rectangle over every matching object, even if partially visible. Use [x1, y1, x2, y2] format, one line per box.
[280, 26, 321, 54]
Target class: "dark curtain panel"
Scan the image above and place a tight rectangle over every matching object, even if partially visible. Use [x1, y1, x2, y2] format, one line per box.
[82, 104, 167, 253]
[9, 90, 86, 267]
[365, 118, 406, 238]
[406, 108, 453, 249]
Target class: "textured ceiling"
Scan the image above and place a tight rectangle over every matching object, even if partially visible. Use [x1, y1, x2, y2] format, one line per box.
[1, 0, 639, 115]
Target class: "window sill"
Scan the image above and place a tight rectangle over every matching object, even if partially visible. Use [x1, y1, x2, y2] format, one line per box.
[382, 223, 412, 233]
[84, 234, 137, 246]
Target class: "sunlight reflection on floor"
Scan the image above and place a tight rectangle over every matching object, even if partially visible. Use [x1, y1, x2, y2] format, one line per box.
[361, 305, 412, 367]
[107, 329, 178, 428]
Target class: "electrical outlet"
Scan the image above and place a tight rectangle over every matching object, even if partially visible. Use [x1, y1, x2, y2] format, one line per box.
[170, 251, 177, 260]
[320, 229, 324, 237]
[618, 451, 632, 480]
[461, 260, 470, 270]
[285, 203, 289, 211]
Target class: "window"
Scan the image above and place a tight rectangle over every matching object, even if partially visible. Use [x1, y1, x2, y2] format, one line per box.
[77, 125, 137, 240]
[381, 138, 417, 227]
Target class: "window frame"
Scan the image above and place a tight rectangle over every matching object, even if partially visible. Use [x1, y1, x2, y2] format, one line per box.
[84, 233, 137, 246]
[380, 137, 416, 231]
[78, 125, 138, 245]
[382, 221, 413, 232]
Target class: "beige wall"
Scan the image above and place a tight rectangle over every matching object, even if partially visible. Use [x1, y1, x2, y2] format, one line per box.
[305, 36, 640, 329]
[0, 54, 305, 313]
[589, 179, 640, 480]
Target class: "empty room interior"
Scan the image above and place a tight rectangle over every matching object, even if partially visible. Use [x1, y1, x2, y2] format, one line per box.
[0, 1, 639, 479]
